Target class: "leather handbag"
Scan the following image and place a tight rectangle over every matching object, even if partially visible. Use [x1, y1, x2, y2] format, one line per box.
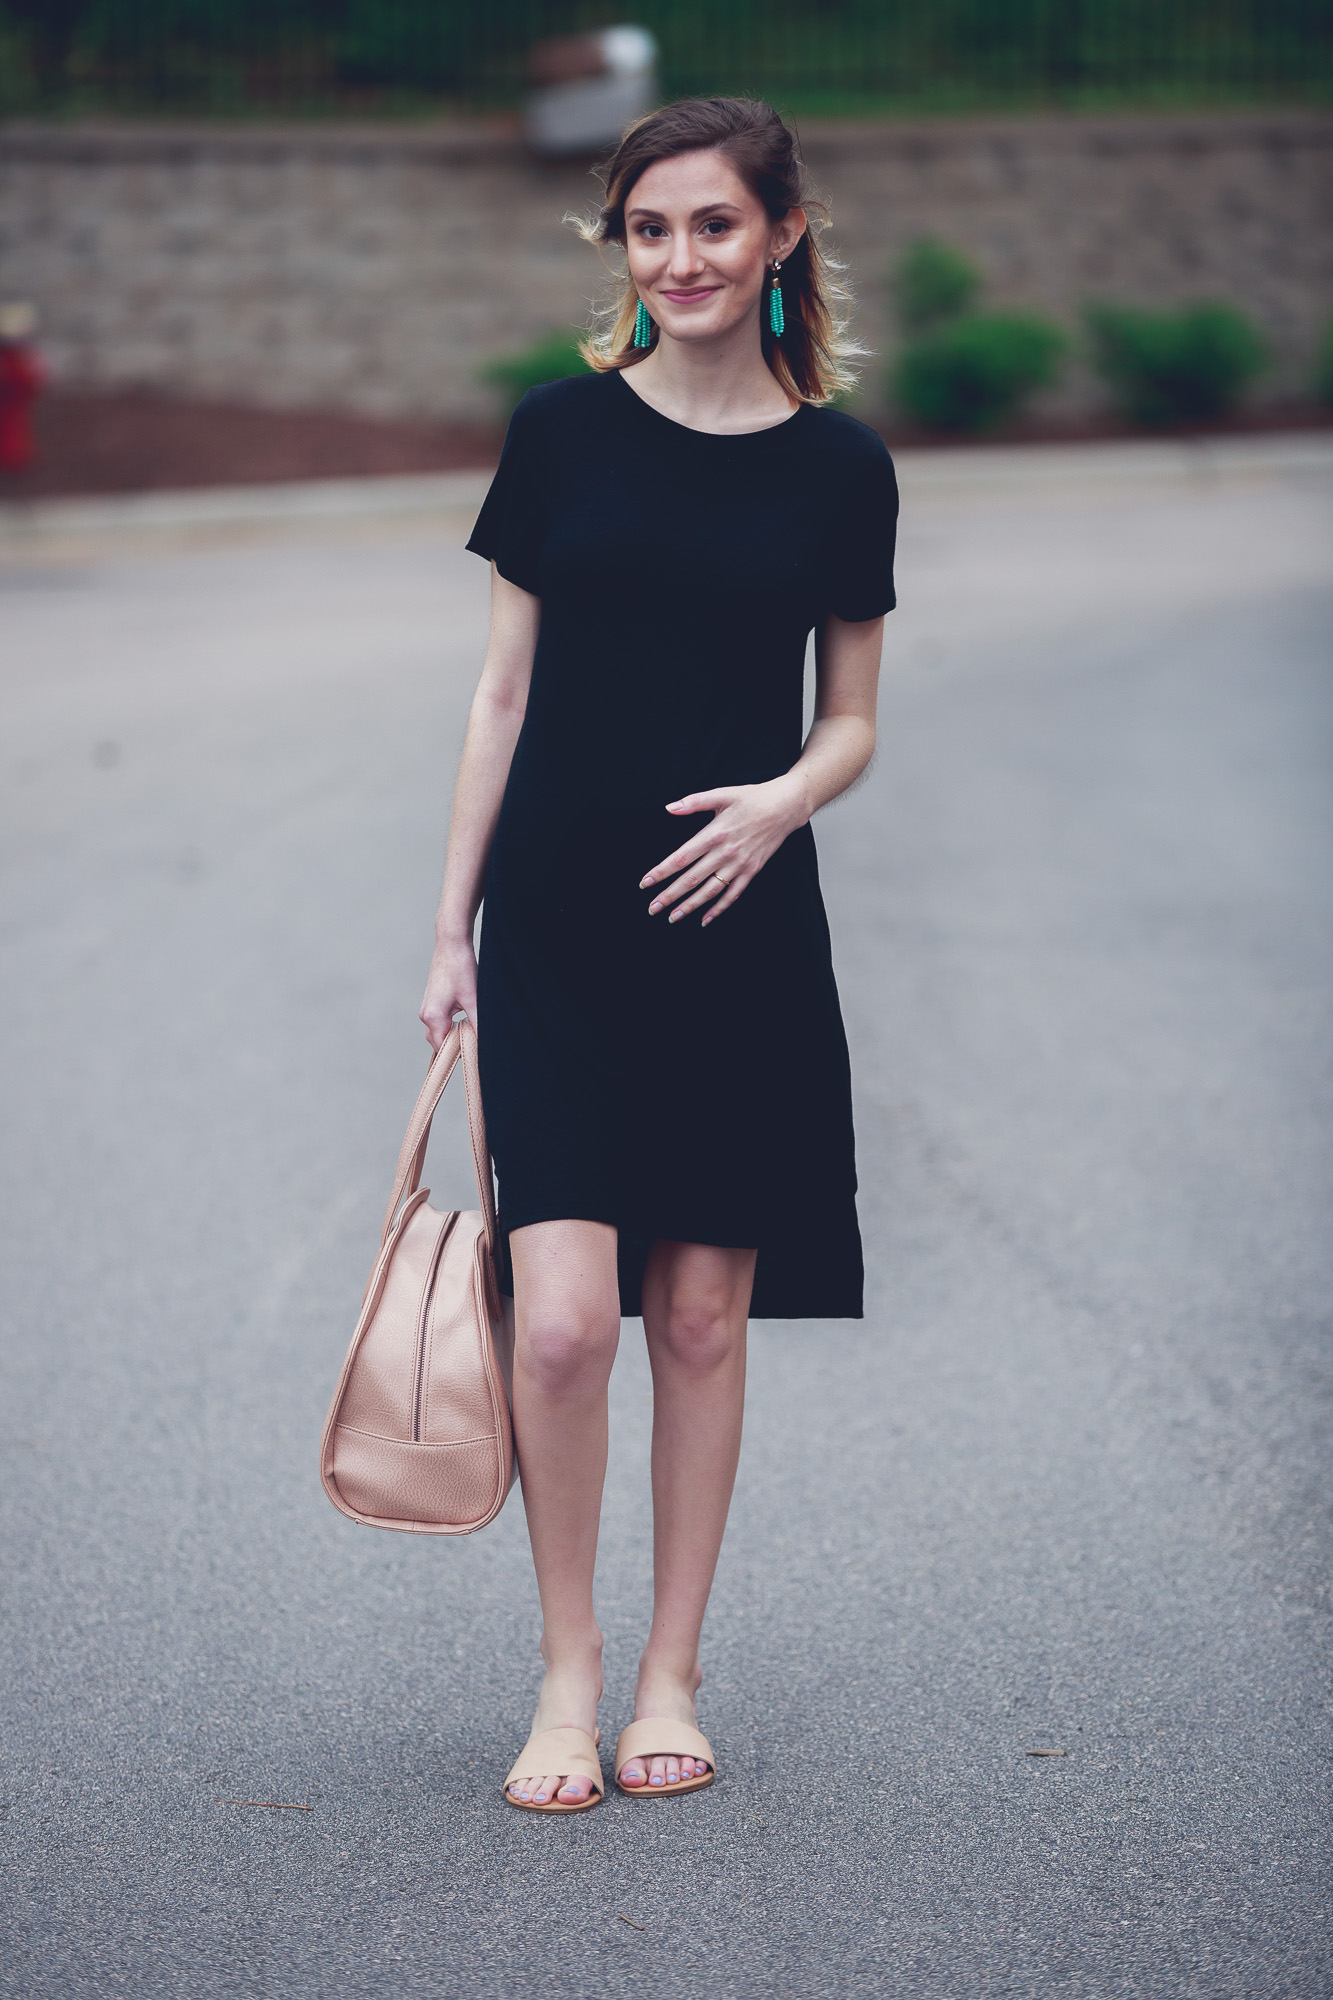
[320, 1019, 516, 1534]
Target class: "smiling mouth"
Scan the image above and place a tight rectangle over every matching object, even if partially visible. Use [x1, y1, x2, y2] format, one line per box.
[660, 287, 722, 303]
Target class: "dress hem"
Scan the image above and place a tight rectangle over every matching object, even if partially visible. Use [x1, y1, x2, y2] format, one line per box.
[494, 1209, 862, 1322]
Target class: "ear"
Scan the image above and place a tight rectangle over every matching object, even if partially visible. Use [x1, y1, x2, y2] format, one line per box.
[771, 207, 808, 263]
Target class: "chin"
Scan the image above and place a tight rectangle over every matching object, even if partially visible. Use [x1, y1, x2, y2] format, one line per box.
[658, 306, 746, 344]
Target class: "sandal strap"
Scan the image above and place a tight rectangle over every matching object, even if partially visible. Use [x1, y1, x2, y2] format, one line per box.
[614, 1719, 714, 1774]
[504, 1726, 604, 1795]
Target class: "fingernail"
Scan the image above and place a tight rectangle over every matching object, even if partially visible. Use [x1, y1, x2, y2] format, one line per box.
[640, 876, 652, 889]
[649, 901, 661, 914]
[669, 911, 681, 923]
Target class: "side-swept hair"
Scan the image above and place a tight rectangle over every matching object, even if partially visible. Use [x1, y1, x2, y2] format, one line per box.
[571, 97, 862, 405]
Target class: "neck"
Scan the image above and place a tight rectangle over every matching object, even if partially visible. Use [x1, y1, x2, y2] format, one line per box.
[626, 310, 796, 435]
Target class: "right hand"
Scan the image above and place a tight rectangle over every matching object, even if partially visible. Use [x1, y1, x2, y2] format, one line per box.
[419, 936, 478, 1051]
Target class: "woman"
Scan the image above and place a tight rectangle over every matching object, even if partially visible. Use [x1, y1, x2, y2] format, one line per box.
[419, 97, 897, 1811]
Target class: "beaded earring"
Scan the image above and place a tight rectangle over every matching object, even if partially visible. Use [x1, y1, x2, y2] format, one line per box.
[768, 260, 785, 338]
[633, 296, 652, 349]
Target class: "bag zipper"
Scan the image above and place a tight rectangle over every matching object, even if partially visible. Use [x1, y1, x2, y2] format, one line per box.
[412, 1211, 458, 1442]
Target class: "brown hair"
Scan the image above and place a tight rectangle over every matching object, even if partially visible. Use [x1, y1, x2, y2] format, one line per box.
[572, 97, 861, 405]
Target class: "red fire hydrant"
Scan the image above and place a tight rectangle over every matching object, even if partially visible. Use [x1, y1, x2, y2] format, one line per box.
[0, 303, 44, 475]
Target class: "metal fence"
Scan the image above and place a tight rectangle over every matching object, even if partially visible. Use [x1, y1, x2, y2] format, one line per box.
[3, 0, 1331, 117]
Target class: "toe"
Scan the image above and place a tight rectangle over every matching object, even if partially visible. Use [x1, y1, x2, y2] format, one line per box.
[531, 1773, 558, 1804]
[664, 1756, 680, 1785]
[620, 1760, 647, 1787]
[648, 1755, 668, 1787]
[558, 1775, 591, 1803]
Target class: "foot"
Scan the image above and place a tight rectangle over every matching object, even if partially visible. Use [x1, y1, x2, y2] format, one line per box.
[617, 1659, 712, 1791]
[506, 1652, 603, 1808]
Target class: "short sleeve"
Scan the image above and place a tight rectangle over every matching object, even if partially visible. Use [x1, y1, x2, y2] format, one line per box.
[465, 389, 548, 595]
[828, 440, 898, 621]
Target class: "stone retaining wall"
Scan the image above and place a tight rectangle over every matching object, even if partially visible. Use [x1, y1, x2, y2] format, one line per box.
[1, 112, 1329, 420]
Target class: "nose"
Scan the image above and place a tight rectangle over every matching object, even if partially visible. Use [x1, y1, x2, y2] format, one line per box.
[665, 231, 704, 282]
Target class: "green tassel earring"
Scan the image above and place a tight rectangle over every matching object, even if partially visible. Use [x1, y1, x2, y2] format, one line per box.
[768, 262, 785, 338]
[633, 296, 652, 348]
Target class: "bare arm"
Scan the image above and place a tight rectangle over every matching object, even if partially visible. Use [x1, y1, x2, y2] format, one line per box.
[641, 610, 885, 926]
[419, 566, 540, 1048]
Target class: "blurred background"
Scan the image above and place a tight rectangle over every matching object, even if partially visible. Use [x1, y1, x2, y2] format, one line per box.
[3, 0, 1330, 118]
[0, 0, 1331, 494]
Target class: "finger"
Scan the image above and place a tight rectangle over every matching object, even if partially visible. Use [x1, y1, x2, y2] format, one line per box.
[641, 832, 717, 891]
[649, 859, 729, 914]
[666, 789, 735, 815]
[701, 876, 748, 928]
[667, 871, 732, 922]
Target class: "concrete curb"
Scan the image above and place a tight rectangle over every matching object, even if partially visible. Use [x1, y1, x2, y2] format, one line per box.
[0, 469, 494, 551]
[896, 430, 1333, 496]
[2, 433, 1330, 558]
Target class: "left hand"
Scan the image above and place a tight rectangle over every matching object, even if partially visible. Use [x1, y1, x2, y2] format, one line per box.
[640, 776, 808, 927]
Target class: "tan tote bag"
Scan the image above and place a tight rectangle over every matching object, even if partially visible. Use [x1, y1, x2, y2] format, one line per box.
[320, 1019, 516, 1534]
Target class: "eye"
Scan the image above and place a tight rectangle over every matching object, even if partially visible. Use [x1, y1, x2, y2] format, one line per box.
[701, 219, 730, 237]
[635, 222, 667, 240]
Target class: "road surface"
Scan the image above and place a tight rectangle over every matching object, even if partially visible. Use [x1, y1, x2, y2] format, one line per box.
[1, 438, 1330, 1998]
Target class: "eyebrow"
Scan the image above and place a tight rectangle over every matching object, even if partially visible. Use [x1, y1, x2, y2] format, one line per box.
[625, 201, 744, 222]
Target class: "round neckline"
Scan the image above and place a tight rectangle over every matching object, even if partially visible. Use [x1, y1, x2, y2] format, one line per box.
[612, 368, 808, 440]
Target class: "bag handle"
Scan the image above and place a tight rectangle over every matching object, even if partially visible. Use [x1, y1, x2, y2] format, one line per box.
[381, 1019, 496, 1253]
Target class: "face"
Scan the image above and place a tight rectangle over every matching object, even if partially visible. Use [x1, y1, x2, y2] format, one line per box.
[623, 148, 806, 346]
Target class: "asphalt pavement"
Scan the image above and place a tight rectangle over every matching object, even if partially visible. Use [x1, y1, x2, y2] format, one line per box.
[1, 438, 1330, 1999]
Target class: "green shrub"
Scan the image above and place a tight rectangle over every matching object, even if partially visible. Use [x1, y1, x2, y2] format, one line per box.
[481, 330, 590, 415]
[892, 238, 982, 337]
[893, 312, 1067, 432]
[1314, 318, 1333, 408]
[1086, 302, 1266, 426]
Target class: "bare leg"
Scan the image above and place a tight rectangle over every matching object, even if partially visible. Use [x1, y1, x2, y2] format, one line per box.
[506, 1218, 621, 1805]
[618, 1240, 755, 1790]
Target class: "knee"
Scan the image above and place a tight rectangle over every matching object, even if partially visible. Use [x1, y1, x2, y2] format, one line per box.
[655, 1297, 743, 1376]
[518, 1310, 619, 1396]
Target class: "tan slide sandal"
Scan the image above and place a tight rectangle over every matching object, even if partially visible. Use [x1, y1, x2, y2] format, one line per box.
[502, 1725, 604, 1813]
[614, 1718, 716, 1798]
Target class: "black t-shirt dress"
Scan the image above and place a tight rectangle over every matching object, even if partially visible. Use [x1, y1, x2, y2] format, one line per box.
[465, 369, 898, 1318]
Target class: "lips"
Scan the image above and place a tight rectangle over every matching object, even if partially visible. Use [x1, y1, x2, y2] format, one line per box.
[660, 288, 722, 304]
